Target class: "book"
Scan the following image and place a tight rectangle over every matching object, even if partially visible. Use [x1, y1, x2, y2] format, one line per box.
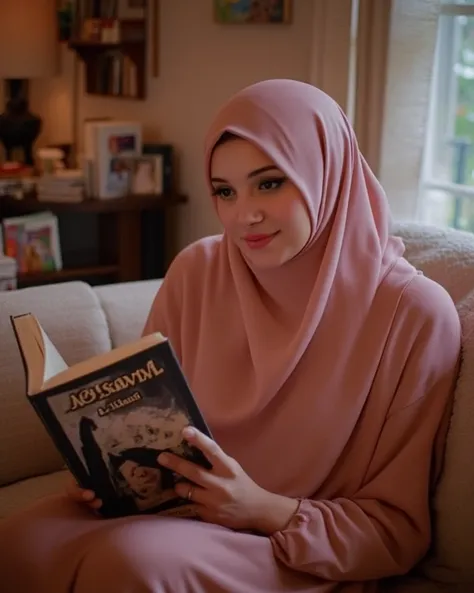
[10, 313, 213, 519]
[2, 212, 62, 274]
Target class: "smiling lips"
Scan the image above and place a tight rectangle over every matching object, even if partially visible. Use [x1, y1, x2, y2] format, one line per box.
[243, 232, 279, 249]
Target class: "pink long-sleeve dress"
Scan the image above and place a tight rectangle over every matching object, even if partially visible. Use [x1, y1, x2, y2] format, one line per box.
[0, 234, 461, 593]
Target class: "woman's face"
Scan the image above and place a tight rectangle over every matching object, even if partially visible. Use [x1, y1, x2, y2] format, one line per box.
[119, 460, 162, 500]
[211, 138, 311, 268]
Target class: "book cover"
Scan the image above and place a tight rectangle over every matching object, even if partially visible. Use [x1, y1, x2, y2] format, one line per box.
[11, 317, 212, 519]
[3, 212, 62, 274]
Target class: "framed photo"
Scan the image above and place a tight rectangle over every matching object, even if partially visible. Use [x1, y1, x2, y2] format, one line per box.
[106, 157, 134, 196]
[142, 144, 174, 192]
[130, 156, 164, 195]
[214, 0, 292, 24]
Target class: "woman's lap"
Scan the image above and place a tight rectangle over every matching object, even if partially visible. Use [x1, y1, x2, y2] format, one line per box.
[0, 494, 331, 593]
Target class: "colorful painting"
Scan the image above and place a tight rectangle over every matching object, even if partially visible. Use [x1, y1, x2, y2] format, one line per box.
[214, 0, 292, 24]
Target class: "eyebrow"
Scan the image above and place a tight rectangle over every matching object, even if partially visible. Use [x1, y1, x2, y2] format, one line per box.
[211, 165, 281, 184]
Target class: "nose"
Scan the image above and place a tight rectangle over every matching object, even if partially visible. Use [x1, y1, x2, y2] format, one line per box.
[235, 192, 264, 225]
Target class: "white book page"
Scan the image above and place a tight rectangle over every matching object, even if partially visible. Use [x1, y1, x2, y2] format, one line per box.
[40, 326, 68, 385]
[43, 332, 165, 391]
[12, 315, 68, 395]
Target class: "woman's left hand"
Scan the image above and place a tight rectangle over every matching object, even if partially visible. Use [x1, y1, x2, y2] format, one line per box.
[157, 427, 298, 534]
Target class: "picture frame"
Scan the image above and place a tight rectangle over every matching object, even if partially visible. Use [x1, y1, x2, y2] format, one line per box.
[214, 0, 292, 24]
[142, 143, 174, 192]
[130, 155, 164, 195]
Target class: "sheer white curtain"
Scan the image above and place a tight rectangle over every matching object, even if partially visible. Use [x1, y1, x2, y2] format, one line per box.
[378, 0, 441, 221]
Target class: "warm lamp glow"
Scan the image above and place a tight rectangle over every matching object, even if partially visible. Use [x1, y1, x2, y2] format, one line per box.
[0, 0, 57, 79]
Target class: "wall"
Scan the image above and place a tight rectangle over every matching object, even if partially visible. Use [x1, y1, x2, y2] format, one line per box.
[29, 0, 316, 251]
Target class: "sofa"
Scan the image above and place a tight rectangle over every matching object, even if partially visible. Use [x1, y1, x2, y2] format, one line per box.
[1, 222, 474, 592]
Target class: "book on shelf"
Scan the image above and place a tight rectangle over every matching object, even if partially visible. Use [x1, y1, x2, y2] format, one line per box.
[10, 313, 213, 519]
[2, 212, 62, 274]
[36, 170, 86, 203]
[94, 52, 138, 98]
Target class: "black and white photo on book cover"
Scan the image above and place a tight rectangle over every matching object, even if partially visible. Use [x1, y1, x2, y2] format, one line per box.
[44, 347, 208, 516]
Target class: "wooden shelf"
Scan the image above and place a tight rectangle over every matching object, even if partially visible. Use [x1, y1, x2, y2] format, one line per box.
[0, 189, 185, 288]
[69, 40, 143, 49]
[0, 192, 187, 214]
[18, 265, 119, 286]
[68, 3, 150, 99]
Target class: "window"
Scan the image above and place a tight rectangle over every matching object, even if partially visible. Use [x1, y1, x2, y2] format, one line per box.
[421, 0, 474, 232]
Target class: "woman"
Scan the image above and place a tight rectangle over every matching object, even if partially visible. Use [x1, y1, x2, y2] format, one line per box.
[0, 79, 461, 592]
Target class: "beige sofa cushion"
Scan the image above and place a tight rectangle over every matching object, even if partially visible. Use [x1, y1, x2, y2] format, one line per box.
[0, 281, 111, 487]
[94, 279, 162, 347]
[394, 221, 474, 303]
[394, 222, 474, 586]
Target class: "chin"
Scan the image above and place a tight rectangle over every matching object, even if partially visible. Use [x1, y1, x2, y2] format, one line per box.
[235, 235, 296, 268]
[242, 249, 290, 269]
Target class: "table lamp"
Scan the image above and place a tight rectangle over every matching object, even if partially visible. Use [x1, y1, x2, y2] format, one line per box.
[0, 0, 58, 166]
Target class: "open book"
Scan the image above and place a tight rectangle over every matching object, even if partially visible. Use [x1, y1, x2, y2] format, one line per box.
[11, 313, 212, 519]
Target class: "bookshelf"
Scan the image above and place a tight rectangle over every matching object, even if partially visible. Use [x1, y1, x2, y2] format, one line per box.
[68, 1, 153, 99]
[17, 265, 120, 287]
[0, 192, 187, 289]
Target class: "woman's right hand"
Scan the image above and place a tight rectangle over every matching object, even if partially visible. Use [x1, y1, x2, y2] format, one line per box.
[66, 477, 103, 512]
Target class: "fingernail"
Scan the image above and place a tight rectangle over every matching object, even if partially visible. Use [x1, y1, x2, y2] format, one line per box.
[183, 427, 195, 438]
[158, 453, 169, 464]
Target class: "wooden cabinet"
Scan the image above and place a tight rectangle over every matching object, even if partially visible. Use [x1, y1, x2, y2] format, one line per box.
[0, 192, 186, 288]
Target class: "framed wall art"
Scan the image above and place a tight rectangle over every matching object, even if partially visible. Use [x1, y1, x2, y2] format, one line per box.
[214, 0, 292, 24]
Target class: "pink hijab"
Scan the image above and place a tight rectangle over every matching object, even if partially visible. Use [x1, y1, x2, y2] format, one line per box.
[198, 79, 417, 416]
[146, 79, 419, 486]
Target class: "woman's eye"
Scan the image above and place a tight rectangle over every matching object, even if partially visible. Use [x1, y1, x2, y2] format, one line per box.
[259, 177, 286, 191]
[213, 186, 234, 200]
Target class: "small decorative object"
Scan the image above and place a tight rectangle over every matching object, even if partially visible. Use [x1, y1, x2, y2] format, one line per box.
[214, 0, 292, 24]
[57, 0, 75, 42]
[36, 147, 66, 175]
[131, 155, 163, 195]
